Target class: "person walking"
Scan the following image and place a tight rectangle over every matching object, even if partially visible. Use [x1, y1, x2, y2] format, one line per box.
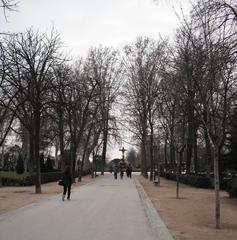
[62, 165, 72, 201]
[126, 167, 129, 177]
[119, 160, 125, 180]
[120, 170, 124, 179]
[114, 165, 118, 179]
[128, 163, 133, 178]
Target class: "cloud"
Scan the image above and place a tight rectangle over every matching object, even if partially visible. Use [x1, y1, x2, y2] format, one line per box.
[1, 0, 190, 57]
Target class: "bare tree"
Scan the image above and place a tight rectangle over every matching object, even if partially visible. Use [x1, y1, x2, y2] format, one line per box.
[174, 12, 236, 228]
[63, 59, 100, 180]
[123, 37, 167, 178]
[51, 63, 72, 169]
[2, 29, 62, 193]
[0, 0, 18, 24]
[190, 0, 237, 229]
[83, 47, 122, 175]
[0, 41, 15, 150]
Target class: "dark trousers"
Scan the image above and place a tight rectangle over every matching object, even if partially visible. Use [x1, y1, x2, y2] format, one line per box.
[63, 184, 71, 199]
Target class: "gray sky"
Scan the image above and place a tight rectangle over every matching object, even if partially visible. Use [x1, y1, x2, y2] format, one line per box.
[1, 0, 191, 57]
[1, 0, 191, 160]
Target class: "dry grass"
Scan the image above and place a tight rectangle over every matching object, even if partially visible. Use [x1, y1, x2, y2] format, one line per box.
[0, 175, 96, 214]
[137, 175, 237, 240]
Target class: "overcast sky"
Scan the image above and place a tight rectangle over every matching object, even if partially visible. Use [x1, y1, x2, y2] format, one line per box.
[1, 0, 191, 57]
[1, 0, 192, 159]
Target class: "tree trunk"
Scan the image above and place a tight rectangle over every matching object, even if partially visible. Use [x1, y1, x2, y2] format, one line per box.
[176, 149, 184, 199]
[193, 128, 198, 175]
[34, 110, 41, 194]
[28, 132, 34, 174]
[186, 133, 193, 174]
[79, 157, 84, 182]
[170, 110, 176, 172]
[213, 143, 221, 229]
[170, 137, 175, 172]
[70, 141, 77, 182]
[59, 111, 65, 170]
[79, 140, 91, 182]
[203, 110, 212, 175]
[157, 143, 161, 185]
[101, 131, 108, 175]
[91, 150, 95, 178]
[164, 133, 168, 170]
[101, 110, 109, 175]
[141, 134, 147, 178]
[21, 125, 30, 171]
[176, 153, 180, 199]
[83, 150, 91, 173]
[55, 140, 59, 169]
[149, 123, 154, 181]
[186, 88, 195, 174]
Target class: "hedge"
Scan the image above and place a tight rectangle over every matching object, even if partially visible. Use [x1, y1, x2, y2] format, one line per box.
[161, 172, 214, 189]
[0, 171, 63, 186]
[226, 179, 237, 198]
[0, 170, 89, 186]
[159, 171, 237, 198]
[24, 172, 63, 185]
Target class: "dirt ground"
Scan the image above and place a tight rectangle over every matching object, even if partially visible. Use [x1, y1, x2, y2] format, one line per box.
[137, 176, 237, 240]
[0, 175, 96, 214]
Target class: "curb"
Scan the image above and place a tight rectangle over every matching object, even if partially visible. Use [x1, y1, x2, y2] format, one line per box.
[134, 177, 174, 240]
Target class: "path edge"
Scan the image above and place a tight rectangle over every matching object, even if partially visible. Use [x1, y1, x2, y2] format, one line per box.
[134, 177, 174, 240]
[0, 177, 99, 219]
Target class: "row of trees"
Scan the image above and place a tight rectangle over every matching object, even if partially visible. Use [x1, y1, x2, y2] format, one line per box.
[1, 0, 236, 228]
[0, 29, 122, 193]
[123, 0, 236, 229]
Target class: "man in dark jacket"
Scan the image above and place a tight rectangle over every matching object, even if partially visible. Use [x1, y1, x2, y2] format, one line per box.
[62, 165, 72, 201]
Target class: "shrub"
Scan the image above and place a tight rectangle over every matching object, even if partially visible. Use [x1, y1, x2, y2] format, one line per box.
[1, 177, 24, 186]
[40, 154, 46, 172]
[220, 177, 232, 190]
[0, 171, 63, 186]
[15, 154, 25, 174]
[0, 171, 29, 186]
[194, 176, 213, 188]
[24, 172, 63, 185]
[46, 155, 53, 172]
[162, 172, 213, 189]
[226, 179, 237, 198]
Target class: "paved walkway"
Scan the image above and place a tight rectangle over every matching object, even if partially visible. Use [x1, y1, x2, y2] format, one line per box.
[0, 174, 173, 240]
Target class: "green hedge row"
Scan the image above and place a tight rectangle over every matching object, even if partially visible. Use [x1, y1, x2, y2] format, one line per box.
[0, 172, 63, 186]
[0, 170, 90, 186]
[180, 175, 214, 188]
[226, 179, 237, 198]
[161, 172, 237, 198]
[162, 172, 214, 189]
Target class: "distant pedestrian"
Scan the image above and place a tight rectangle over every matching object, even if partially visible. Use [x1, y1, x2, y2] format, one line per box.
[114, 165, 118, 179]
[126, 167, 129, 177]
[119, 160, 125, 179]
[128, 164, 133, 178]
[120, 170, 124, 179]
[62, 165, 72, 201]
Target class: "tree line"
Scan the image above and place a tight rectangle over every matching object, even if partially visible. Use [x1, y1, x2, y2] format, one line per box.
[0, 29, 122, 192]
[122, 0, 236, 229]
[123, 0, 236, 176]
[0, 0, 236, 228]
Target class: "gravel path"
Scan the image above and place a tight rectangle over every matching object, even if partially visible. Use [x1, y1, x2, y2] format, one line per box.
[0, 174, 172, 240]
